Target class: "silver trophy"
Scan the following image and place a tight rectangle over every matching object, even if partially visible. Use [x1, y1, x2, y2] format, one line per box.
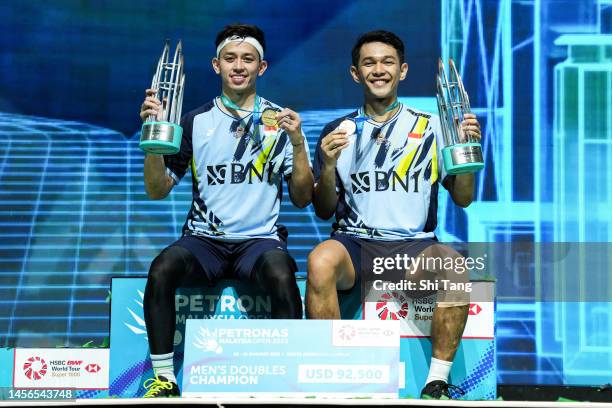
[436, 59, 484, 174]
[140, 40, 185, 155]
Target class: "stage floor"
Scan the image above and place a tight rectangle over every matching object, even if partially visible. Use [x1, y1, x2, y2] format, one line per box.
[2, 398, 612, 408]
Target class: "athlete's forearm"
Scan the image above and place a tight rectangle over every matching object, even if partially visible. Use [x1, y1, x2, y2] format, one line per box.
[312, 163, 338, 220]
[288, 142, 314, 208]
[144, 154, 174, 200]
[449, 173, 474, 208]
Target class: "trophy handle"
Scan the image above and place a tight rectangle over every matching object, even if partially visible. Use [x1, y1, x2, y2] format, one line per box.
[141, 40, 186, 155]
[167, 41, 183, 124]
[449, 59, 471, 112]
[436, 76, 453, 148]
[448, 59, 473, 143]
[436, 58, 484, 174]
[148, 41, 170, 122]
[437, 59, 460, 146]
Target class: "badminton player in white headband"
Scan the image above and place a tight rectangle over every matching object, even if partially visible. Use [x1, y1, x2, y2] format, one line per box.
[139, 23, 313, 397]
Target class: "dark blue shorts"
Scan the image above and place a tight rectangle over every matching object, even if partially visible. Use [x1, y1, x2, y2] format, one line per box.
[330, 233, 438, 291]
[171, 235, 294, 283]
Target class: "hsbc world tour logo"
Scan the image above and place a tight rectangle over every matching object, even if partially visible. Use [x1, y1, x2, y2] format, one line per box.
[469, 303, 482, 315]
[23, 356, 47, 380]
[376, 291, 409, 320]
[85, 363, 102, 373]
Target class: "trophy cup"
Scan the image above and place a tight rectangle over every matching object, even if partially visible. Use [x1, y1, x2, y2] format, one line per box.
[140, 40, 185, 155]
[436, 59, 484, 174]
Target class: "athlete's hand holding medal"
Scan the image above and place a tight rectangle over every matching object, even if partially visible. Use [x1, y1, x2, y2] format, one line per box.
[221, 95, 304, 147]
[320, 99, 399, 167]
[319, 124, 352, 167]
[272, 108, 305, 147]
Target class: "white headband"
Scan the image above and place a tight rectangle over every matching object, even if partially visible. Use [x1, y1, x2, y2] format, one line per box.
[216, 35, 264, 59]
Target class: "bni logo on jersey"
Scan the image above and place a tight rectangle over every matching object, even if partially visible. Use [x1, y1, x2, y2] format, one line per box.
[206, 161, 279, 185]
[23, 356, 48, 380]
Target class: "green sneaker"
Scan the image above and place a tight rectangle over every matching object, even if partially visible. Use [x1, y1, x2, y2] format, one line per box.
[420, 380, 465, 400]
[143, 375, 180, 398]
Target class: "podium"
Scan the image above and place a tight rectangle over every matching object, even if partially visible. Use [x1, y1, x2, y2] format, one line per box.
[109, 277, 495, 399]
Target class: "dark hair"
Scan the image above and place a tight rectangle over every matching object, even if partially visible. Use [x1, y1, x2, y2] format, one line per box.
[215, 24, 266, 57]
[351, 30, 405, 66]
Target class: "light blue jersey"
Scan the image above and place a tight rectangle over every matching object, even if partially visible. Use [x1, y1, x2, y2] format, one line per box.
[164, 97, 309, 242]
[314, 104, 449, 241]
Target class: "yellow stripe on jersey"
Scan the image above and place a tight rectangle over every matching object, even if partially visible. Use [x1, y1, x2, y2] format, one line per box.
[251, 134, 276, 177]
[396, 144, 420, 179]
[190, 157, 198, 184]
[415, 116, 429, 134]
[431, 138, 438, 184]
[408, 117, 429, 139]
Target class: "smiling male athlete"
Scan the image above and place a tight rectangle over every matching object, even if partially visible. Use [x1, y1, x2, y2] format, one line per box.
[306, 30, 482, 400]
[138, 23, 313, 397]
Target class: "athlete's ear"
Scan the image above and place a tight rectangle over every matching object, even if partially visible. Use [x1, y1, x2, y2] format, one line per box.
[350, 65, 361, 84]
[399, 62, 408, 81]
[212, 57, 221, 75]
[258, 59, 268, 76]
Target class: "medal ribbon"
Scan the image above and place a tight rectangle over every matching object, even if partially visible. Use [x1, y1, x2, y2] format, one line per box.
[220, 93, 264, 141]
[353, 99, 400, 138]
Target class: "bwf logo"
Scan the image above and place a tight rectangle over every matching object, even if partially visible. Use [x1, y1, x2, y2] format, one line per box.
[338, 325, 356, 340]
[23, 356, 47, 380]
[376, 291, 409, 320]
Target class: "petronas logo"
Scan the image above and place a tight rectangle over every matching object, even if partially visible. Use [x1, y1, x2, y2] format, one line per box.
[193, 327, 223, 354]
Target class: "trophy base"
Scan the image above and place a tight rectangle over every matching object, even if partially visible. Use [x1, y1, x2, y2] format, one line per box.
[442, 143, 484, 175]
[140, 122, 183, 155]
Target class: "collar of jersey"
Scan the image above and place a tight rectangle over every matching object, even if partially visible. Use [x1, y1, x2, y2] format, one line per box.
[214, 96, 255, 121]
[360, 102, 403, 127]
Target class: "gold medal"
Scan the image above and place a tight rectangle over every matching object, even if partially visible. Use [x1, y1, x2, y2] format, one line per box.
[261, 108, 279, 127]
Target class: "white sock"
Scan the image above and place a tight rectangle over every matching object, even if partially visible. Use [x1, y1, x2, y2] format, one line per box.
[150, 352, 176, 383]
[425, 357, 452, 385]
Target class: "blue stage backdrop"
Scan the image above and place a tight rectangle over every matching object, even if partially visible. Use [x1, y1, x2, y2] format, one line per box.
[1, 0, 611, 387]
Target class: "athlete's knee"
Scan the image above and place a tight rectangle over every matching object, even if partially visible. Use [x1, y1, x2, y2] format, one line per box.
[254, 250, 298, 287]
[147, 246, 186, 293]
[254, 250, 302, 318]
[148, 255, 173, 286]
[307, 243, 343, 290]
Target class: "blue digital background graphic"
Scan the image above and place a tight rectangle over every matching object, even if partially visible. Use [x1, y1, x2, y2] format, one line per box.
[0, 0, 611, 387]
